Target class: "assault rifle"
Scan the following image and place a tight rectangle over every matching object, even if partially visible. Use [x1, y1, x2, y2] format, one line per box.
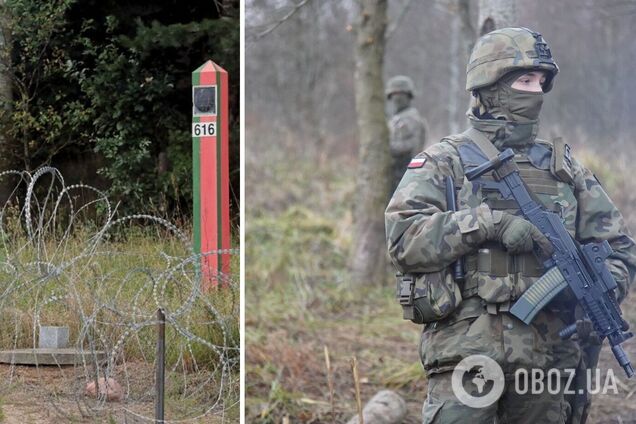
[465, 148, 634, 378]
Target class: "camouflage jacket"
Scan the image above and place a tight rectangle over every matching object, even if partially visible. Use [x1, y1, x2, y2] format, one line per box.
[388, 106, 428, 159]
[385, 122, 636, 375]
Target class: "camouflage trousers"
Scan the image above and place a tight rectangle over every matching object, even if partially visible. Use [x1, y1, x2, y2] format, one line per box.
[422, 370, 571, 423]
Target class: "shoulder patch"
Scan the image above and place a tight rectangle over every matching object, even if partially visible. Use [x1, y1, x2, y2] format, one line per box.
[407, 157, 427, 168]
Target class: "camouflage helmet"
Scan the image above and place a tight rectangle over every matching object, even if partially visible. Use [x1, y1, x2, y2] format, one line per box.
[466, 27, 559, 92]
[386, 75, 415, 98]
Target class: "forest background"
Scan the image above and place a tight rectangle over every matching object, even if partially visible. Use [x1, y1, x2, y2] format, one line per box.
[245, 0, 636, 422]
[0, 0, 240, 219]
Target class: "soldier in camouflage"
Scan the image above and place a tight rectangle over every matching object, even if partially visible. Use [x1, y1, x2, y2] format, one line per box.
[386, 75, 428, 194]
[385, 27, 636, 423]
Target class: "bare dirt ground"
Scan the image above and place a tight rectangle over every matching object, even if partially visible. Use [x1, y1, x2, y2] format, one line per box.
[0, 362, 226, 423]
[0, 363, 150, 423]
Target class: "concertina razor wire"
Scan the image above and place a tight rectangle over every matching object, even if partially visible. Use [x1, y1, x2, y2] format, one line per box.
[0, 166, 239, 422]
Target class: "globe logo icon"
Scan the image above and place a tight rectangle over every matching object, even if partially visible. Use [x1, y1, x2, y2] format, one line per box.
[471, 367, 489, 394]
[451, 355, 505, 408]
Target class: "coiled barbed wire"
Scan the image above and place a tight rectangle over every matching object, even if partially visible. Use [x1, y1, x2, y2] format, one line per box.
[0, 167, 239, 422]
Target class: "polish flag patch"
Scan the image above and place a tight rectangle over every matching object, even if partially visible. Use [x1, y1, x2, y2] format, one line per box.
[407, 157, 427, 169]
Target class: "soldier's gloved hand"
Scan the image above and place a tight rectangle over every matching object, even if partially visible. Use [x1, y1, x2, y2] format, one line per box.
[572, 319, 602, 345]
[492, 211, 553, 255]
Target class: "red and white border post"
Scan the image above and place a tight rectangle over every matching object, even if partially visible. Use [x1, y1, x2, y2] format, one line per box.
[192, 60, 231, 290]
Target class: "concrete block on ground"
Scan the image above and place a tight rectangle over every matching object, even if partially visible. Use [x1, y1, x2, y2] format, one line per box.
[39, 326, 69, 349]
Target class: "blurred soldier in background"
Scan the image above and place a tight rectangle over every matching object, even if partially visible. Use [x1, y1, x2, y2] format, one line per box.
[386, 27, 636, 423]
[386, 75, 428, 194]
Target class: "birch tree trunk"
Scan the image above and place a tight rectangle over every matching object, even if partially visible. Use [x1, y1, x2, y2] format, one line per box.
[478, 0, 517, 34]
[349, 0, 390, 286]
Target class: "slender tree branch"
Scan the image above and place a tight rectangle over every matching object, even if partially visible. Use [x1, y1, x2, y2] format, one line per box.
[247, 0, 313, 42]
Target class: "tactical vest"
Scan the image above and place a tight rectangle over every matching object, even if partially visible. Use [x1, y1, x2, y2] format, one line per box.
[443, 132, 578, 306]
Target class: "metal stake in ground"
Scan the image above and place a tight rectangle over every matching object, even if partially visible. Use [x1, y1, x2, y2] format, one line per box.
[192, 60, 231, 291]
[156, 308, 166, 423]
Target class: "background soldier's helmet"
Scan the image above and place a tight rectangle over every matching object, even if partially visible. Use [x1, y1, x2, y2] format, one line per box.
[386, 75, 415, 98]
[466, 27, 559, 92]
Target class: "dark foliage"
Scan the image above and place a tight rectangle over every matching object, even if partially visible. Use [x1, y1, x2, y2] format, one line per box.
[2, 0, 239, 218]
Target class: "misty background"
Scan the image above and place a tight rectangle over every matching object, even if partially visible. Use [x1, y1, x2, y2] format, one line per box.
[246, 0, 635, 159]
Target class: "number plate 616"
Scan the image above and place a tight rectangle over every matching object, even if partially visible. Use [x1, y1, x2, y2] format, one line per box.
[192, 122, 216, 137]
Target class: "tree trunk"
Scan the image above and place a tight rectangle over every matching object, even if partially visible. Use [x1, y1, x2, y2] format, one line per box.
[448, 0, 477, 133]
[453, 0, 475, 130]
[0, 0, 13, 203]
[459, 0, 476, 56]
[448, 10, 460, 134]
[349, 0, 390, 286]
[478, 0, 517, 34]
